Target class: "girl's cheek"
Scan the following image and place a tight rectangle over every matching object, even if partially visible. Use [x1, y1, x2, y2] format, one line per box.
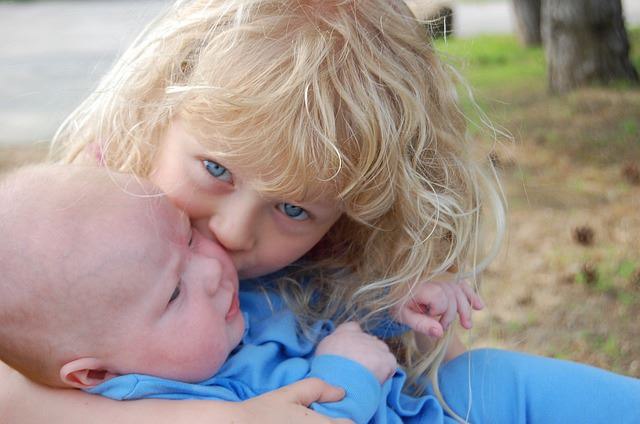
[272, 211, 312, 236]
[189, 162, 232, 196]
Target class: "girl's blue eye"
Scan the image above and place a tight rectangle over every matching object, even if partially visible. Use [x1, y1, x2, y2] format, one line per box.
[278, 203, 309, 221]
[169, 283, 181, 303]
[203, 160, 232, 183]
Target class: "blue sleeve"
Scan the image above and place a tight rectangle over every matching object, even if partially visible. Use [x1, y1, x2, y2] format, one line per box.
[307, 355, 382, 424]
[86, 374, 142, 400]
[436, 348, 640, 424]
[86, 374, 243, 401]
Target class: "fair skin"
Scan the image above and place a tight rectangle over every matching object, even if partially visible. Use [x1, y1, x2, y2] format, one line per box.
[58, 192, 246, 387]
[394, 279, 485, 339]
[0, 166, 244, 388]
[0, 119, 480, 423]
[150, 117, 344, 280]
[316, 322, 396, 384]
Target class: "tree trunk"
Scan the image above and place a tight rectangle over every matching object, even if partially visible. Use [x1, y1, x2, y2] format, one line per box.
[542, 0, 639, 94]
[512, 0, 542, 46]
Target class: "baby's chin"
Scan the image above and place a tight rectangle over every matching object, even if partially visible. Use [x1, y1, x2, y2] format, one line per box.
[226, 310, 247, 356]
[176, 315, 246, 383]
[159, 360, 230, 383]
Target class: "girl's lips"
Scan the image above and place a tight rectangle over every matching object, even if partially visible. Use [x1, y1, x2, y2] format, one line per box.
[226, 291, 240, 321]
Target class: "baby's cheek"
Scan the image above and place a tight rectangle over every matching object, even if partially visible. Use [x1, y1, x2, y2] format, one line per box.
[170, 336, 228, 382]
[196, 337, 230, 378]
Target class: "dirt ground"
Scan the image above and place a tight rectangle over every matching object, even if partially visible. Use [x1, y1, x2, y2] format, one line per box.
[464, 87, 640, 377]
[1, 86, 639, 377]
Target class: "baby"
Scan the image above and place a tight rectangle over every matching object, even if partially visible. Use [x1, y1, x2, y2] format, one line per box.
[0, 164, 479, 423]
[0, 164, 247, 387]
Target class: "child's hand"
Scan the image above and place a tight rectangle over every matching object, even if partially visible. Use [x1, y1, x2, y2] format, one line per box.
[315, 322, 397, 384]
[392, 279, 484, 338]
[240, 378, 353, 423]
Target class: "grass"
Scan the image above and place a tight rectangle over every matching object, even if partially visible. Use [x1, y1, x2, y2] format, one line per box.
[438, 28, 640, 377]
[436, 35, 546, 95]
[436, 27, 640, 92]
[434, 29, 640, 164]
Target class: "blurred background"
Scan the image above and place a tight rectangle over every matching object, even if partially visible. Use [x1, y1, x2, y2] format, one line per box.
[1, 0, 639, 377]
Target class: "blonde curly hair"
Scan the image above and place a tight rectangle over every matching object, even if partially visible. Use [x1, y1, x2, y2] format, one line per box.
[51, 0, 505, 412]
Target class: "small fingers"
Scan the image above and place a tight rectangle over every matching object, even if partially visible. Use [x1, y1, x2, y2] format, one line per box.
[454, 285, 473, 329]
[438, 282, 458, 330]
[398, 306, 444, 337]
[415, 283, 449, 317]
[459, 280, 485, 310]
[397, 279, 483, 336]
[279, 378, 345, 405]
[383, 352, 398, 382]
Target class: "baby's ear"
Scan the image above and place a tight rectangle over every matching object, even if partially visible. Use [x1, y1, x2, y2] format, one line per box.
[59, 358, 118, 389]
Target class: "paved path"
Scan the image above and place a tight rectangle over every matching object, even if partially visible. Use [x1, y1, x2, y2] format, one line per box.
[0, 0, 165, 145]
[1, 0, 638, 146]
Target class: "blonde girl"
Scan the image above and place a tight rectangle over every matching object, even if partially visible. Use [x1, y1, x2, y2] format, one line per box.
[2, 1, 638, 423]
[56, 0, 496, 376]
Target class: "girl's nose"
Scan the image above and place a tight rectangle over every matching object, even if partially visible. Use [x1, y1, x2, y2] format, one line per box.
[210, 215, 256, 252]
[208, 193, 258, 252]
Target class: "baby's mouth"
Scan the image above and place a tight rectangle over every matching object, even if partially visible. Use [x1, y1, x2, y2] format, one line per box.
[225, 290, 240, 321]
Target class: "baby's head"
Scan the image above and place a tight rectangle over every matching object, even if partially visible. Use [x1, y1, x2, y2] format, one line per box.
[0, 165, 244, 388]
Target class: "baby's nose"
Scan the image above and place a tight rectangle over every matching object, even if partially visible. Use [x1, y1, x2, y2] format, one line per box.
[198, 257, 222, 297]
